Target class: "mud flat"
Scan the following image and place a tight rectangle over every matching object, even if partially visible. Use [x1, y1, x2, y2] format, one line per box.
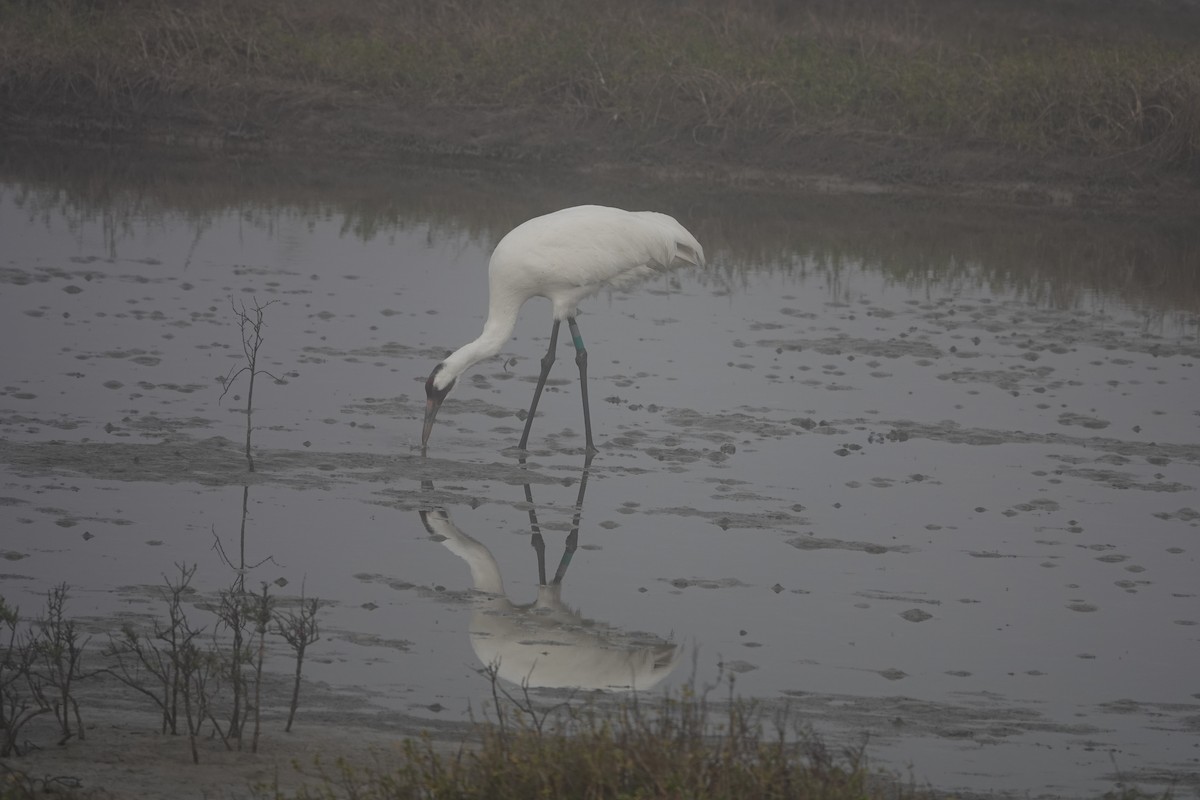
[1, 147, 1198, 798]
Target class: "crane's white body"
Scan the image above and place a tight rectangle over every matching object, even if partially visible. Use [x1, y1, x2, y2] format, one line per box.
[431, 205, 705, 391]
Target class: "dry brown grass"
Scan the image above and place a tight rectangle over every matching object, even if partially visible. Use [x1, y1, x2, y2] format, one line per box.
[265, 676, 889, 800]
[1, 0, 1198, 178]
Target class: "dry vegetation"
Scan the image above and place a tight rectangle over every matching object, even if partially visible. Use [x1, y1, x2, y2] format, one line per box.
[254, 668, 1174, 800]
[1, 0, 1198, 192]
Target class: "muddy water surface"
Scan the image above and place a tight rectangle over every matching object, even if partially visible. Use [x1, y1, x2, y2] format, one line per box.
[1, 148, 1199, 798]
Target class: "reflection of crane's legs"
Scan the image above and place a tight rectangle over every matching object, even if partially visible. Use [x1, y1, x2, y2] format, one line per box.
[524, 477, 549, 585]
[523, 452, 594, 587]
[553, 529, 578, 585]
[567, 317, 597, 455]
[552, 451, 591, 584]
[519, 320, 561, 451]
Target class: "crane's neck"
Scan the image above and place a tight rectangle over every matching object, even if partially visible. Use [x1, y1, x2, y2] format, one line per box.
[424, 511, 506, 595]
[437, 290, 524, 387]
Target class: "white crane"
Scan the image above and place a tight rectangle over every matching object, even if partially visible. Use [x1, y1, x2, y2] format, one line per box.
[421, 205, 705, 453]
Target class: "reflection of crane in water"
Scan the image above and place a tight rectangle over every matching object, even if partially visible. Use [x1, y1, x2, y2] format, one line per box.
[421, 205, 705, 453]
[420, 457, 680, 692]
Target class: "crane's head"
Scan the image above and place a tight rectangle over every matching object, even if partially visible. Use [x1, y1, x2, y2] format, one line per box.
[421, 362, 456, 449]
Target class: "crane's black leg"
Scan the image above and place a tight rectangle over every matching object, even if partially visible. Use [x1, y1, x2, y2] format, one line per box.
[567, 317, 597, 455]
[518, 319, 560, 451]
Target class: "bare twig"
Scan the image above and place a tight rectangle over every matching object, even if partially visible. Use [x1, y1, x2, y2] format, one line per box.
[275, 591, 321, 733]
[249, 583, 273, 753]
[29, 584, 94, 745]
[102, 563, 202, 737]
[0, 598, 51, 757]
[219, 297, 283, 472]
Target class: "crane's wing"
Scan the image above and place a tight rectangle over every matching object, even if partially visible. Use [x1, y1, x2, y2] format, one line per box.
[490, 205, 705, 296]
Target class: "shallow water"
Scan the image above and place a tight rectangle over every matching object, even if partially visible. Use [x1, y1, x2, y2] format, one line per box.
[1, 147, 1199, 797]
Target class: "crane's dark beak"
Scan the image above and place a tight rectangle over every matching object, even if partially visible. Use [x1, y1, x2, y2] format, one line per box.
[421, 364, 455, 451]
[421, 395, 442, 449]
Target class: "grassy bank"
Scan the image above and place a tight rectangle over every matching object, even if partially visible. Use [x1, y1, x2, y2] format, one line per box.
[1, 1, 1199, 192]
[261, 681, 892, 800]
[2, 0, 1199, 190]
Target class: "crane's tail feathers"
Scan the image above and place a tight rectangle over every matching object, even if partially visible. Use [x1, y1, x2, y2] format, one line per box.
[632, 210, 705, 270]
